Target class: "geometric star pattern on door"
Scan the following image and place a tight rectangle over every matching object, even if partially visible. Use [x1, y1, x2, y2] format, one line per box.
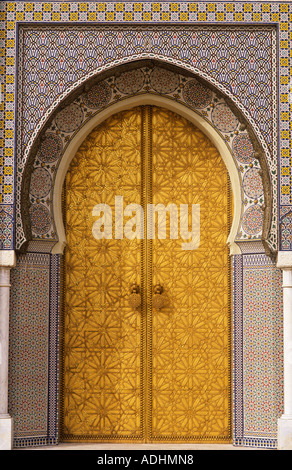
[62, 106, 231, 442]
[151, 108, 231, 441]
[63, 109, 142, 439]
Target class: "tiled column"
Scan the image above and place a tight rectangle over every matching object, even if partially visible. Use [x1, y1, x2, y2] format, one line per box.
[0, 251, 16, 450]
[277, 251, 292, 450]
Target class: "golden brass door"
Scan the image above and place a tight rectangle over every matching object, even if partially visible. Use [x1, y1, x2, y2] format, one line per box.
[61, 106, 232, 443]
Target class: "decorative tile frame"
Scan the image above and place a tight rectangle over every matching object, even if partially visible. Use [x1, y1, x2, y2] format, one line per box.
[15, 22, 277, 253]
[0, 204, 13, 249]
[0, 0, 288, 450]
[1, 1, 290, 252]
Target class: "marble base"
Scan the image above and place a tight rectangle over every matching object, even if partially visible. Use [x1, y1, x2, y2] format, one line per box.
[0, 416, 13, 450]
[278, 416, 292, 450]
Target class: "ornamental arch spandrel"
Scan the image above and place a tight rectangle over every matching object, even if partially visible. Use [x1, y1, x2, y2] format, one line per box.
[19, 60, 273, 257]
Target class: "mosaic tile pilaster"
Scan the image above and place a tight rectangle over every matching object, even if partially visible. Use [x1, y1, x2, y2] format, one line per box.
[8, 251, 60, 448]
[233, 253, 284, 449]
[233, 254, 244, 443]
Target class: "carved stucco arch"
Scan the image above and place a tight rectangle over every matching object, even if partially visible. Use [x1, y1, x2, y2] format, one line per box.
[19, 59, 274, 255]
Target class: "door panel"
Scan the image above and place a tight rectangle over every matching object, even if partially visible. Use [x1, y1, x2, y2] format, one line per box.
[150, 107, 231, 441]
[61, 106, 231, 443]
[62, 109, 144, 440]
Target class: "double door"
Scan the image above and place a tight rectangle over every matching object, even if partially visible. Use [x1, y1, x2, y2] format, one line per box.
[61, 106, 231, 443]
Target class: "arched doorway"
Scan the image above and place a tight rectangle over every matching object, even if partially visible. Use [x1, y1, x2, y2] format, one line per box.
[61, 105, 231, 443]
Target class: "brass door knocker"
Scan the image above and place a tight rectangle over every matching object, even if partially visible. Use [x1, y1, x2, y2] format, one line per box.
[152, 284, 168, 310]
[128, 283, 141, 309]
